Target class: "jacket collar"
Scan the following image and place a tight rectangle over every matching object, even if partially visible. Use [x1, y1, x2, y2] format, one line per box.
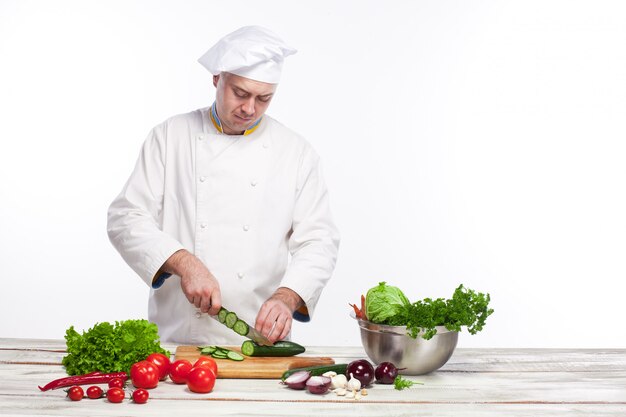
[210, 102, 262, 136]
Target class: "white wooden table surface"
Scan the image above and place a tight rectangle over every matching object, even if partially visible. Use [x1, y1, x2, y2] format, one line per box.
[0, 338, 624, 416]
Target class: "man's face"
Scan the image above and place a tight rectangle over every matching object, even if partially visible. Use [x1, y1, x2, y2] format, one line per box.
[213, 73, 277, 135]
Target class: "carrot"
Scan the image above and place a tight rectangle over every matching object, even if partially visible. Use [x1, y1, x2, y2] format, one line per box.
[349, 303, 364, 319]
[360, 294, 367, 320]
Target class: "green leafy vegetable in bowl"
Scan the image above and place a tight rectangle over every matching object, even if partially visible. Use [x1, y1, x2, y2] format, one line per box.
[62, 319, 169, 375]
[362, 282, 494, 340]
[365, 282, 411, 323]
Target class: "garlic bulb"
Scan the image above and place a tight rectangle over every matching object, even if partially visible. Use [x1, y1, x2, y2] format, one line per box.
[331, 373, 347, 389]
[347, 373, 361, 391]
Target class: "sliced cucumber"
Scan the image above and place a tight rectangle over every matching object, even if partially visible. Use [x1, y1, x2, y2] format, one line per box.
[198, 345, 217, 355]
[217, 308, 229, 323]
[241, 340, 306, 357]
[197, 345, 246, 361]
[226, 350, 244, 361]
[281, 363, 348, 381]
[233, 320, 249, 336]
[225, 312, 238, 329]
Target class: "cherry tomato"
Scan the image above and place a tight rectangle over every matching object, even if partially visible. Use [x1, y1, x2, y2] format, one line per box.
[108, 377, 126, 389]
[147, 352, 171, 381]
[66, 385, 84, 401]
[130, 360, 159, 389]
[132, 388, 149, 404]
[186, 366, 216, 393]
[193, 356, 218, 376]
[86, 385, 103, 399]
[169, 359, 193, 384]
[106, 387, 125, 403]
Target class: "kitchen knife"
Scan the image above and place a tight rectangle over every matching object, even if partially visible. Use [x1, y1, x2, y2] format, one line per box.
[211, 307, 274, 346]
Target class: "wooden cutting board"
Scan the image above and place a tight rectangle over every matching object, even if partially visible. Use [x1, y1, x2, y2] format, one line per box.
[175, 345, 335, 379]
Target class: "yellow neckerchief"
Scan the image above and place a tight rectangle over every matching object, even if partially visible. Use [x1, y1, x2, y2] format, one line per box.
[210, 102, 262, 136]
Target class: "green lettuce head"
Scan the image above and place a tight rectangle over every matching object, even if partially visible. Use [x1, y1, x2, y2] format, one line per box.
[365, 282, 411, 324]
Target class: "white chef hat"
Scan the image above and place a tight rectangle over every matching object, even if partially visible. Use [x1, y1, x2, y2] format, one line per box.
[198, 25, 297, 84]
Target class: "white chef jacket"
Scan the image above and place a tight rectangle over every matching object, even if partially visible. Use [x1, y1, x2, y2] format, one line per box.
[107, 107, 340, 344]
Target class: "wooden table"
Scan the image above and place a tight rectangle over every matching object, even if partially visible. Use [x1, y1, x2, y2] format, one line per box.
[1, 338, 624, 416]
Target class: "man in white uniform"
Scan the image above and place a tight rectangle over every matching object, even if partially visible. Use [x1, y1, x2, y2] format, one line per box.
[107, 26, 340, 344]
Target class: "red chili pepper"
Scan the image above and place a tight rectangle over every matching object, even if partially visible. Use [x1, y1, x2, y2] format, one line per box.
[38, 371, 128, 391]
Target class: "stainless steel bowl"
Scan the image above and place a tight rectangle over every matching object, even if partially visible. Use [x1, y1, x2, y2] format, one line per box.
[354, 315, 458, 375]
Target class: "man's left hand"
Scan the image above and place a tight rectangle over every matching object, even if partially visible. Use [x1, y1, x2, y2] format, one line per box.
[255, 287, 304, 343]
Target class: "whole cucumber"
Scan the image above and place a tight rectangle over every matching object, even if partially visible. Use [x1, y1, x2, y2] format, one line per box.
[241, 340, 305, 357]
[281, 363, 349, 381]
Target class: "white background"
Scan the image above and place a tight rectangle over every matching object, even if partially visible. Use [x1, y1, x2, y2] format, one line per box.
[1, 0, 624, 348]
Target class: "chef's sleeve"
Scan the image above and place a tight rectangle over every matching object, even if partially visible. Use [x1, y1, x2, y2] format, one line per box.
[107, 126, 185, 287]
[280, 147, 340, 321]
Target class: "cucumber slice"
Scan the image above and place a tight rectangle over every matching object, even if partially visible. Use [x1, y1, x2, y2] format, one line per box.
[198, 345, 217, 355]
[225, 312, 238, 329]
[217, 308, 229, 323]
[226, 350, 244, 361]
[200, 345, 246, 361]
[233, 320, 249, 336]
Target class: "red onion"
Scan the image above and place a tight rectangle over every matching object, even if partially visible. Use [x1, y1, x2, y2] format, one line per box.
[283, 370, 311, 390]
[375, 362, 399, 384]
[305, 376, 331, 395]
[346, 359, 375, 387]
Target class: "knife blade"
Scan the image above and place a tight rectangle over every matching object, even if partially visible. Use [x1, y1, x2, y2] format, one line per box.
[210, 307, 274, 346]
[245, 325, 274, 347]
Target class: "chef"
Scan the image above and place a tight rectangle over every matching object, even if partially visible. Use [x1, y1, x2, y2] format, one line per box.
[107, 26, 340, 345]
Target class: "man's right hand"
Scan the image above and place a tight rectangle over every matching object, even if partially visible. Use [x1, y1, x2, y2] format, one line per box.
[161, 249, 222, 316]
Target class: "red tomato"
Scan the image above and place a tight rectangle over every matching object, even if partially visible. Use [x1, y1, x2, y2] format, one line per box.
[186, 366, 216, 393]
[132, 388, 149, 404]
[169, 359, 193, 384]
[108, 377, 126, 389]
[66, 385, 84, 401]
[130, 360, 159, 389]
[193, 356, 218, 376]
[106, 387, 125, 403]
[86, 385, 103, 399]
[146, 352, 171, 381]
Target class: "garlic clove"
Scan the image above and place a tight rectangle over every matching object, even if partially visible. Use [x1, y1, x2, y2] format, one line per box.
[334, 388, 347, 396]
[361, 388, 368, 396]
[322, 371, 337, 378]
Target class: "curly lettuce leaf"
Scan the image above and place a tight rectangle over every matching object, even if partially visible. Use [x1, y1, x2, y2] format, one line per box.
[62, 319, 169, 375]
